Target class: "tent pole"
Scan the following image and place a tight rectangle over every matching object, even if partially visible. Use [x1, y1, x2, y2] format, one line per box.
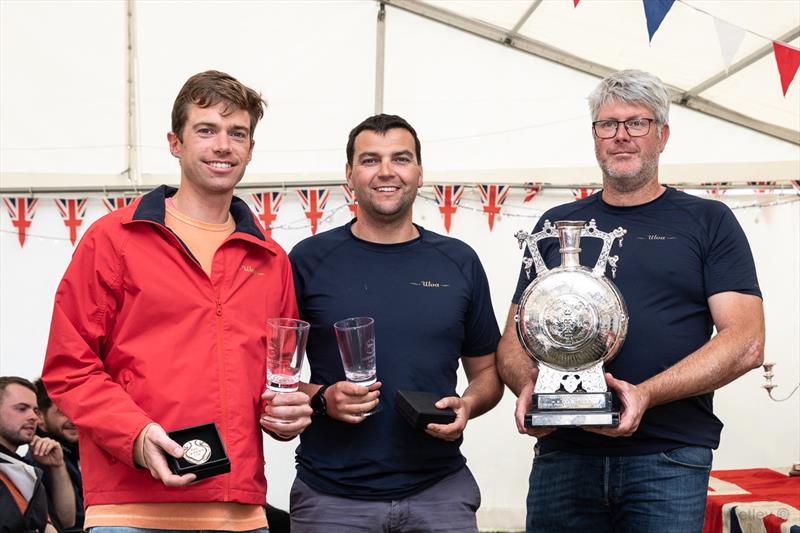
[375, 3, 386, 114]
[126, 0, 141, 185]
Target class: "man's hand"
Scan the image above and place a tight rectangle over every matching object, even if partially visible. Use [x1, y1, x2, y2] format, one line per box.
[133, 424, 196, 487]
[324, 381, 381, 423]
[515, 367, 555, 439]
[425, 396, 471, 441]
[30, 435, 76, 527]
[29, 435, 65, 468]
[260, 390, 313, 439]
[585, 372, 650, 438]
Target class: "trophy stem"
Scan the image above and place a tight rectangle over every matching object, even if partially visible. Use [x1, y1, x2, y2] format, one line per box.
[556, 221, 584, 269]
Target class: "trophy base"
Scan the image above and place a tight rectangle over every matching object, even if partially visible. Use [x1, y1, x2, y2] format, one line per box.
[534, 391, 613, 410]
[525, 410, 619, 428]
[525, 391, 619, 428]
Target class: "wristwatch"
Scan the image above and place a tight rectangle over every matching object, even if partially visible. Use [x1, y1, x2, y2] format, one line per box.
[311, 384, 329, 416]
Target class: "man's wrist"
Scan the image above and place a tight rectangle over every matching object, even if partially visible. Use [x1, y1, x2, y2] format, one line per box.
[311, 384, 329, 416]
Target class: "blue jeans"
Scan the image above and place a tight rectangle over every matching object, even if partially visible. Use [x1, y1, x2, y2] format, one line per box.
[526, 446, 712, 533]
[89, 526, 269, 533]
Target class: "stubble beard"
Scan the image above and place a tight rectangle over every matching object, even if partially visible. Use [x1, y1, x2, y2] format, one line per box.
[0, 425, 30, 448]
[359, 188, 417, 225]
[598, 148, 660, 194]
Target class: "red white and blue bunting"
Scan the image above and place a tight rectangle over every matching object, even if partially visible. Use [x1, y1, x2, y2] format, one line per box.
[569, 0, 800, 97]
[297, 188, 330, 236]
[54, 198, 89, 245]
[1, 182, 798, 247]
[433, 185, 465, 234]
[341, 184, 358, 219]
[251, 191, 284, 237]
[2, 197, 38, 247]
[477, 184, 510, 231]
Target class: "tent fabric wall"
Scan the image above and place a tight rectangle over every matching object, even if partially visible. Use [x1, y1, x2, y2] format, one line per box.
[1, 1, 799, 531]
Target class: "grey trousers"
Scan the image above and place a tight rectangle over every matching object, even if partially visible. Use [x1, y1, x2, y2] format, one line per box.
[290, 466, 481, 533]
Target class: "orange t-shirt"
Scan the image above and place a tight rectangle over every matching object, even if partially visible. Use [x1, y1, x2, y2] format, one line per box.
[165, 198, 235, 276]
[84, 502, 267, 531]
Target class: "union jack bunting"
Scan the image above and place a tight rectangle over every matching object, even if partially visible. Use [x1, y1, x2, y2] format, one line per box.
[477, 184, 510, 231]
[2, 197, 38, 247]
[572, 188, 597, 201]
[251, 192, 284, 237]
[791, 180, 800, 195]
[523, 183, 542, 203]
[433, 185, 464, 234]
[341, 184, 358, 219]
[102, 196, 135, 212]
[747, 181, 776, 194]
[297, 188, 330, 235]
[55, 198, 89, 245]
[701, 182, 729, 196]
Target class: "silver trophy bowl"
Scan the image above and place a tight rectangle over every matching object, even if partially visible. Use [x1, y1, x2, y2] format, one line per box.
[515, 220, 628, 426]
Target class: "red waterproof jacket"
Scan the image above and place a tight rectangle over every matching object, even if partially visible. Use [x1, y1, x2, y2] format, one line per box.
[42, 186, 297, 507]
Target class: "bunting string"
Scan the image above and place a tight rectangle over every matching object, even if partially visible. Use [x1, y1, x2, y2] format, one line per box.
[1, 184, 798, 246]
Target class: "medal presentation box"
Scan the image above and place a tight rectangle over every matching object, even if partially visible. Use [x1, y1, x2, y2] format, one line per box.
[395, 390, 456, 429]
[167, 423, 231, 481]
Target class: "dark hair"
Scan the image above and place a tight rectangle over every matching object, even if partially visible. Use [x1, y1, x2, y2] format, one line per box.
[33, 378, 52, 412]
[171, 70, 266, 142]
[0, 376, 37, 403]
[346, 114, 421, 165]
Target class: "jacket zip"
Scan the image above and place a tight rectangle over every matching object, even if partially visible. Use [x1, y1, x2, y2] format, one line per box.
[215, 289, 230, 501]
[142, 219, 232, 499]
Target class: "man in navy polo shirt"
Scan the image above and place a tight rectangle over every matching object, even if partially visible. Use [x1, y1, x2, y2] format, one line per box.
[289, 114, 504, 533]
[497, 70, 764, 533]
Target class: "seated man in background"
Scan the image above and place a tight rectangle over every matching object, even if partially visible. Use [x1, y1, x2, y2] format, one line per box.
[34, 379, 83, 532]
[0, 376, 75, 532]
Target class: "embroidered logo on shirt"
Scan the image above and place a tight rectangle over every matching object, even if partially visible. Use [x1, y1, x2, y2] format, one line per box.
[637, 234, 676, 241]
[240, 264, 263, 275]
[410, 280, 451, 288]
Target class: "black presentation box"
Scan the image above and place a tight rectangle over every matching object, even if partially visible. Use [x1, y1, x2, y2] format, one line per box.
[167, 422, 230, 481]
[395, 390, 457, 429]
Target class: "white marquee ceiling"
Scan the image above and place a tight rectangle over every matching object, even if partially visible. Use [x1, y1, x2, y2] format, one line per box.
[1, 0, 798, 191]
[387, 0, 799, 142]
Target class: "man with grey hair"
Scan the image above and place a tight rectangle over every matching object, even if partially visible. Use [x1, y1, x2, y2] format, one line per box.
[497, 70, 764, 532]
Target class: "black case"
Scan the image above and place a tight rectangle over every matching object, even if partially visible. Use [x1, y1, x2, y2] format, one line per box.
[395, 390, 456, 429]
[167, 422, 231, 481]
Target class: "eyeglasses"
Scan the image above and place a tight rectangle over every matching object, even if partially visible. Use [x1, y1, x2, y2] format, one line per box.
[592, 118, 656, 139]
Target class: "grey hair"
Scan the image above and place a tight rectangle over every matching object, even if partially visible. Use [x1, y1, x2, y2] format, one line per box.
[588, 70, 670, 125]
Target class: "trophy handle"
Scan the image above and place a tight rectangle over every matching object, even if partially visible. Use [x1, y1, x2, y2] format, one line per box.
[580, 219, 626, 279]
[515, 220, 560, 280]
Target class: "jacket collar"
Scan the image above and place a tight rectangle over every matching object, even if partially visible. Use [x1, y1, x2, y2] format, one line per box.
[124, 185, 278, 254]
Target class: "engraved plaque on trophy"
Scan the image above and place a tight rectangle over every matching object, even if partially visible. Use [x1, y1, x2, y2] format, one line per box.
[515, 220, 627, 427]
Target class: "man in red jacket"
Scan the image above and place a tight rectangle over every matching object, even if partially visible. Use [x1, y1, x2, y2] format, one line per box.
[42, 70, 311, 532]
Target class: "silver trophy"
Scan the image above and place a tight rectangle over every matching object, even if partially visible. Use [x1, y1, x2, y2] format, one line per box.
[515, 220, 627, 427]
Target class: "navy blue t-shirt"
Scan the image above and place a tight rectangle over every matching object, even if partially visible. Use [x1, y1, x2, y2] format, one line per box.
[290, 221, 500, 499]
[512, 187, 761, 455]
